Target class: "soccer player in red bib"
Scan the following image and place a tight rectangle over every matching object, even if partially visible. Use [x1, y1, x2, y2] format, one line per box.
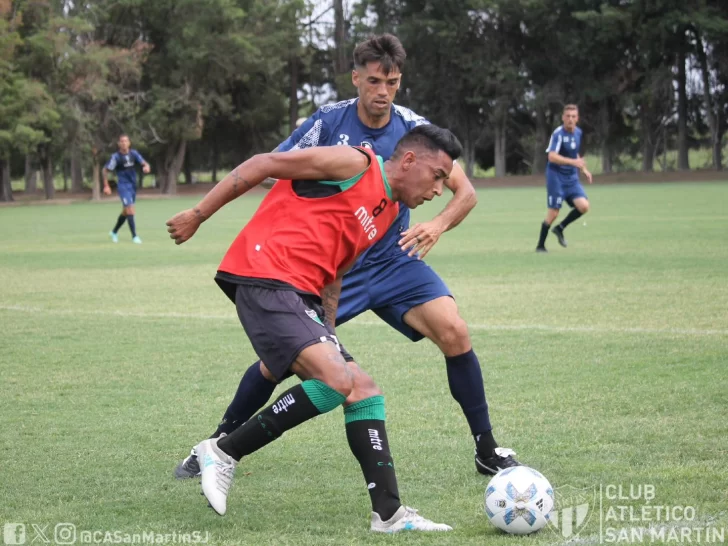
[166, 125, 462, 533]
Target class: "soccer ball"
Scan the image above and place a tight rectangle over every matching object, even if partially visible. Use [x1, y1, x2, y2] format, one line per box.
[484, 466, 554, 535]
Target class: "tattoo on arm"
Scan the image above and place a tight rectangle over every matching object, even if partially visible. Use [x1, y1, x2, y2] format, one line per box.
[231, 168, 253, 197]
[321, 284, 341, 331]
[193, 207, 207, 221]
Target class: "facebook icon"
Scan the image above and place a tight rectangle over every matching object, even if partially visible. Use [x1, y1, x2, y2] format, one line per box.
[3, 523, 26, 545]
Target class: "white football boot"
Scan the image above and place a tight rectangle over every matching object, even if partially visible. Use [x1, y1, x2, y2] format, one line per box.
[196, 438, 237, 515]
[371, 505, 452, 533]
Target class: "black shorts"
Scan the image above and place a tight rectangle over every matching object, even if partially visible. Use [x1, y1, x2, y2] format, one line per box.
[231, 283, 353, 381]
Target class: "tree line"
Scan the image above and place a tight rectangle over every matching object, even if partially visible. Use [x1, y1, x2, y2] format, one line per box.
[1, 0, 727, 201]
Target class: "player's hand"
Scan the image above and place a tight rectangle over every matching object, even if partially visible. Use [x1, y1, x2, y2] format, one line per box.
[573, 157, 586, 170]
[142, 164, 151, 174]
[399, 219, 445, 260]
[103, 185, 111, 196]
[166, 208, 202, 245]
[583, 169, 593, 184]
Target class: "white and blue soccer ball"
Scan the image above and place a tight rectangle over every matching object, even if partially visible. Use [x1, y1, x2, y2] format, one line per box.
[484, 466, 554, 535]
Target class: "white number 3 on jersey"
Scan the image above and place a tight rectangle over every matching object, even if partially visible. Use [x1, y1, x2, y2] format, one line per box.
[337, 134, 350, 146]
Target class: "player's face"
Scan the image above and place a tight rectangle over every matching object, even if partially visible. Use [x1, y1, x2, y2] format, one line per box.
[118, 136, 131, 153]
[352, 62, 401, 119]
[397, 149, 452, 208]
[562, 109, 579, 132]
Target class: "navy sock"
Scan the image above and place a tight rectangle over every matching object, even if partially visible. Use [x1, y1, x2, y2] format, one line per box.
[112, 215, 126, 233]
[558, 208, 583, 231]
[212, 361, 277, 438]
[127, 215, 137, 237]
[445, 350, 494, 453]
[537, 221, 550, 248]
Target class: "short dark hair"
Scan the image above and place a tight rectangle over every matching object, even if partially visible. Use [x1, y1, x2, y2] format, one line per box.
[118, 133, 130, 140]
[392, 124, 463, 162]
[563, 104, 578, 113]
[353, 34, 406, 75]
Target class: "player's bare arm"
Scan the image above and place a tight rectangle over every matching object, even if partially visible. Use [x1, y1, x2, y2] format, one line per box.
[320, 279, 342, 331]
[141, 161, 151, 174]
[166, 147, 370, 245]
[319, 261, 355, 332]
[577, 155, 593, 184]
[399, 161, 477, 259]
[102, 168, 111, 195]
[548, 151, 585, 170]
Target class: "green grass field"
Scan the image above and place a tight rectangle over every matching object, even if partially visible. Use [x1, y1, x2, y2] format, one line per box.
[1, 182, 727, 546]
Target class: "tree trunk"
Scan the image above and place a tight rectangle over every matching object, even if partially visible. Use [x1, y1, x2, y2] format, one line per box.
[155, 151, 167, 190]
[0, 158, 13, 202]
[463, 134, 476, 178]
[41, 152, 54, 199]
[90, 148, 101, 200]
[641, 104, 655, 172]
[696, 33, 721, 170]
[160, 140, 186, 195]
[211, 139, 218, 183]
[24, 154, 37, 193]
[602, 141, 613, 174]
[600, 98, 613, 174]
[183, 146, 192, 184]
[92, 160, 101, 201]
[676, 48, 690, 171]
[62, 159, 68, 192]
[532, 105, 548, 174]
[333, 0, 347, 75]
[71, 141, 84, 192]
[494, 116, 506, 178]
[289, 54, 299, 134]
[713, 128, 723, 171]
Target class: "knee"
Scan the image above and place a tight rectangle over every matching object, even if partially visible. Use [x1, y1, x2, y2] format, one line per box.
[577, 201, 589, 214]
[345, 373, 382, 405]
[322, 368, 355, 399]
[430, 316, 471, 356]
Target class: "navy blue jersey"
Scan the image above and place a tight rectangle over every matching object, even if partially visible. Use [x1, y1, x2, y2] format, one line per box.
[546, 126, 582, 179]
[105, 150, 145, 186]
[278, 98, 429, 266]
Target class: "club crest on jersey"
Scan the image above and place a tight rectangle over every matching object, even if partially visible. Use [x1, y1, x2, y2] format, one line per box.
[360, 141, 373, 149]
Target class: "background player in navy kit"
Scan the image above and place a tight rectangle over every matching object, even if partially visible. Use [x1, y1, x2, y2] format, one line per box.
[536, 104, 593, 252]
[175, 34, 521, 479]
[103, 134, 150, 244]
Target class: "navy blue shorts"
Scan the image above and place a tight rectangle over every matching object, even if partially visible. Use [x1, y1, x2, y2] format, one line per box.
[338, 254, 452, 342]
[546, 171, 587, 210]
[118, 183, 136, 206]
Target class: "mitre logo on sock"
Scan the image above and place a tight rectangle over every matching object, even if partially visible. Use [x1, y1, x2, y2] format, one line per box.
[368, 428, 383, 451]
[272, 393, 296, 414]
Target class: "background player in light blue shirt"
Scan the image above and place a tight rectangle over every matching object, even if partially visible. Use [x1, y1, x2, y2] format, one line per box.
[536, 104, 593, 252]
[103, 134, 150, 244]
[175, 34, 521, 488]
